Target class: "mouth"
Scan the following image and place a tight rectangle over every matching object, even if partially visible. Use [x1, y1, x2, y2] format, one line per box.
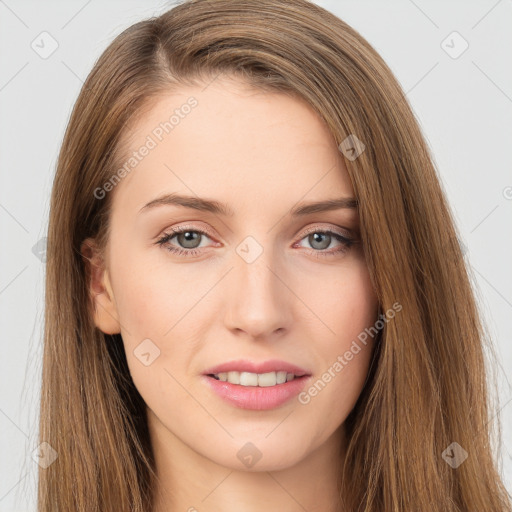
[207, 371, 304, 387]
[202, 360, 312, 410]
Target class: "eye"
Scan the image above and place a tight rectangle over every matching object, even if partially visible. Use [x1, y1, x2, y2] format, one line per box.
[293, 226, 355, 258]
[155, 225, 215, 257]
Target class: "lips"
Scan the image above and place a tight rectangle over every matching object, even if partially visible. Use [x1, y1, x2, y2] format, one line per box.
[202, 359, 312, 410]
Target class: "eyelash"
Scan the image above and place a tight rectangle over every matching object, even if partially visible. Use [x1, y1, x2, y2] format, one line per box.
[155, 224, 355, 259]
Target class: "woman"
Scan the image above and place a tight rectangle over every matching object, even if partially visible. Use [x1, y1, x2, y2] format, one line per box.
[39, 0, 512, 510]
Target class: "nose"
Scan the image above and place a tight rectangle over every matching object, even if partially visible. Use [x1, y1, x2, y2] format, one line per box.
[223, 247, 293, 341]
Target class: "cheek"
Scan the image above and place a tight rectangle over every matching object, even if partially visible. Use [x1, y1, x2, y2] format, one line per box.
[108, 244, 212, 390]
[300, 256, 378, 349]
[110, 242, 185, 337]
[295, 259, 378, 411]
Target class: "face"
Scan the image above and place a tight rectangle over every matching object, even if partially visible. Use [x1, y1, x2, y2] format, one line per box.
[84, 76, 379, 472]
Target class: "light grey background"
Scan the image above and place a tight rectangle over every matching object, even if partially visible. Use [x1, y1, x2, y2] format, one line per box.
[1, 0, 511, 510]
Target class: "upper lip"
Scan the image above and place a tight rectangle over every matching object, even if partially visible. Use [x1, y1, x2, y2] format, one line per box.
[203, 359, 311, 377]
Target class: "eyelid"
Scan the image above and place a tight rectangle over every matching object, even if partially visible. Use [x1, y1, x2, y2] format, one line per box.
[161, 222, 218, 241]
[297, 223, 354, 241]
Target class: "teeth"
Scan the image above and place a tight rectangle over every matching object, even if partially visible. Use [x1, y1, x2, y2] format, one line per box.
[213, 371, 299, 387]
[240, 371, 258, 386]
[276, 371, 287, 384]
[227, 371, 239, 384]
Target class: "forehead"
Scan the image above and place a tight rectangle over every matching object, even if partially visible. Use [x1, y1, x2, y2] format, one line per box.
[109, 77, 354, 216]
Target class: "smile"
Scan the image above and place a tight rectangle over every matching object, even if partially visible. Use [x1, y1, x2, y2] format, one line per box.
[209, 370, 298, 387]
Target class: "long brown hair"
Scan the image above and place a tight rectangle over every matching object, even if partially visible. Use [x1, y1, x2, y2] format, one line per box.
[39, 0, 512, 510]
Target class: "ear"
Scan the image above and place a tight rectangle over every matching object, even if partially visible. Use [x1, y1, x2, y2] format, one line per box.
[80, 238, 121, 335]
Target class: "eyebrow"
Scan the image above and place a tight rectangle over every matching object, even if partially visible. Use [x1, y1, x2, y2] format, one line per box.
[139, 193, 358, 216]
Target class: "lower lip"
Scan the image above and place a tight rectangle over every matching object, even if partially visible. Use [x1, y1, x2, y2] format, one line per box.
[203, 375, 311, 410]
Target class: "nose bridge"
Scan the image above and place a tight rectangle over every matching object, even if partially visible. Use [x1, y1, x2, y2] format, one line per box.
[224, 234, 291, 337]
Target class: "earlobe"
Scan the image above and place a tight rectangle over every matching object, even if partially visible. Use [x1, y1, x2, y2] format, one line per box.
[80, 238, 121, 335]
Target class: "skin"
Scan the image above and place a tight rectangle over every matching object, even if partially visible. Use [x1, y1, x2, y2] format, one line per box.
[82, 76, 379, 512]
